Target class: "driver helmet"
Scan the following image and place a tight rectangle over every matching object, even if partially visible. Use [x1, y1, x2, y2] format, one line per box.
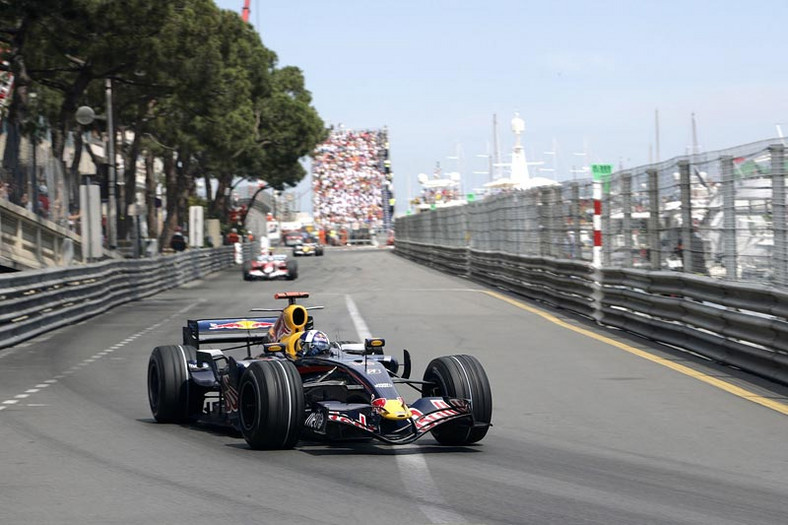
[298, 330, 330, 357]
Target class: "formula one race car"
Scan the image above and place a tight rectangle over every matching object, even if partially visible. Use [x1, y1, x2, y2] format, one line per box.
[292, 237, 324, 257]
[242, 253, 297, 281]
[147, 292, 492, 450]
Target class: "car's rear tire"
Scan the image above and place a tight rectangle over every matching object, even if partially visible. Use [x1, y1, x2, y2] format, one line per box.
[422, 355, 492, 445]
[148, 345, 197, 423]
[242, 262, 252, 281]
[238, 359, 304, 449]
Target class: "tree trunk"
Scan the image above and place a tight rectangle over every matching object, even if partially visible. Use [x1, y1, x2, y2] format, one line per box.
[67, 130, 84, 213]
[204, 173, 214, 217]
[145, 151, 158, 240]
[53, 69, 92, 215]
[118, 128, 142, 240]
[159, 153, 178, 251]
[2, 17, 31, 205]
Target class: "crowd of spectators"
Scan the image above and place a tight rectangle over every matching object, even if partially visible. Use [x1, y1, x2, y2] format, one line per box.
[312, 127, 389, 230]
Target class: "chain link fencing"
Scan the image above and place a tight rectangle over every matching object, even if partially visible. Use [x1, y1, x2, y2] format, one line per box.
[397, 138, 788, 287]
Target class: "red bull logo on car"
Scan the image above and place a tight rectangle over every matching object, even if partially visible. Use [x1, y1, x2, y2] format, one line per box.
[269, 315, 291, 340]
[208, 319, 273, 331]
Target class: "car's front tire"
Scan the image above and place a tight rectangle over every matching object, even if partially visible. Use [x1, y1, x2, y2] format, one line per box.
[238, 359, 304, 449]
[422, 355, 492, 445]
[148, 345, 197, 423]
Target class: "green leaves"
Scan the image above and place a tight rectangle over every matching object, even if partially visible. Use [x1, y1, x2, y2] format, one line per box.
[2, 0, 325, 236]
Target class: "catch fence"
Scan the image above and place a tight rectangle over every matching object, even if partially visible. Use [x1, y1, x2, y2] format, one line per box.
[397, 139, 788, 286]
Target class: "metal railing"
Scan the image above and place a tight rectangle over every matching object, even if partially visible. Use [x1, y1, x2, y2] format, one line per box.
[393, 139, 788, 386]
[1, 198, 83, 270]
[401, 139, 788, 286]
[0, 245, 247, 349]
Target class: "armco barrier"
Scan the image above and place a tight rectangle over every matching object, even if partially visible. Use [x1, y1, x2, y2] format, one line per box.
[394, 241, 788, 386]
[0, 245, 246, 350]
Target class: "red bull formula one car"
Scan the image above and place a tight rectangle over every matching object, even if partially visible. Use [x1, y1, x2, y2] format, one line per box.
[147, 292, 492, 449]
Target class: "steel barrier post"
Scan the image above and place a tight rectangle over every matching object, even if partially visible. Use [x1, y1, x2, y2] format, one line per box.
[647, 168, 660, 269]
[770, 145, 787, 286]
[720, 156, 737, 280]
[678, 160, 692, 272]
[571, 182, 581, 260]
[602, 177, 612, 267]
[621, 173, 632, 268]
[550, 186, 562, 258]
[539, 188, 549, 257]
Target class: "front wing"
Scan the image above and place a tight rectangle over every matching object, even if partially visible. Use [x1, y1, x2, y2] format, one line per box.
[245, 268, 291, 280]
[305, 397, 473, 444]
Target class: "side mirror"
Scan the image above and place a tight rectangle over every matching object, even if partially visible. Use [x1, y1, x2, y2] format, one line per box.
[364, 338, 385, 355]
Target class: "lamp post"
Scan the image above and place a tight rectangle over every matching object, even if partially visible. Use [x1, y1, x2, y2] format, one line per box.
[105, 78, 117, 249]
[75, 78, 116, 251]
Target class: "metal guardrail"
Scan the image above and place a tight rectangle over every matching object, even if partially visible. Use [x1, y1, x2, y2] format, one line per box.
[394, 139, 788, 386]
[0, 246, 243, 349]
[394, 240, 788, 386]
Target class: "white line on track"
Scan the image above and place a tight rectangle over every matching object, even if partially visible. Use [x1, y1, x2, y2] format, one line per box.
[344, 294, 467, 525]
[1, 301, 201, 415]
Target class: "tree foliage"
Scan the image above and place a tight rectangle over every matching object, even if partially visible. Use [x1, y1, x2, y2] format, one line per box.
[0, 0, 325, 248]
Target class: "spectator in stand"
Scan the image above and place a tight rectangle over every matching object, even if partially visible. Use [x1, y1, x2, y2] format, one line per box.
[37, 185, 50, 219]
[311, 128, 389, 235]
[226, 228, 240, 244]
[20, 192, 32, 212]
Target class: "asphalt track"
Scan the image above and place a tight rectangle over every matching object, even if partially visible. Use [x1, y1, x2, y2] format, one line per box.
[2, 247, 788, 524]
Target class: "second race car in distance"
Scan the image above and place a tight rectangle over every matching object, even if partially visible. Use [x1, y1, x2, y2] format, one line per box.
[242, 253, 297, 281]
[292, 236, 324, 257]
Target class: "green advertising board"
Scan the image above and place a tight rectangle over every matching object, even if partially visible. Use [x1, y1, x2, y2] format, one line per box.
[591, 164, 613, 193]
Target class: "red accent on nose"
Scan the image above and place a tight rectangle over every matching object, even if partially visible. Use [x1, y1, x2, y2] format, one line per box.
[372, 398, 386, 408]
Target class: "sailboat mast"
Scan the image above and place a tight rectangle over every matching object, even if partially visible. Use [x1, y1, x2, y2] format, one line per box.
[691, 112, 700, 155]
[655, 109, 661, 163]
[492, 113, 500, 182]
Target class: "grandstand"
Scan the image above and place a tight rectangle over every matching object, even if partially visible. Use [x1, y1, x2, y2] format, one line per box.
[311, 126, 393, 244]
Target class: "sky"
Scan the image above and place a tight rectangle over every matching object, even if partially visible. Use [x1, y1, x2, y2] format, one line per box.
[216, 0, 788, 216]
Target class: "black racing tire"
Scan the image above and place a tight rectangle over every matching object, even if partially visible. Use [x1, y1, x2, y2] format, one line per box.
[148, 345, 197, 423]
[238, 359, 305, 450]
[286, 260, 298, 280]
[422, 354, 492, 445]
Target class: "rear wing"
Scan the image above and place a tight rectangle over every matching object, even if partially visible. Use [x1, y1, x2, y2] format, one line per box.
[183, 317, 278, 348]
